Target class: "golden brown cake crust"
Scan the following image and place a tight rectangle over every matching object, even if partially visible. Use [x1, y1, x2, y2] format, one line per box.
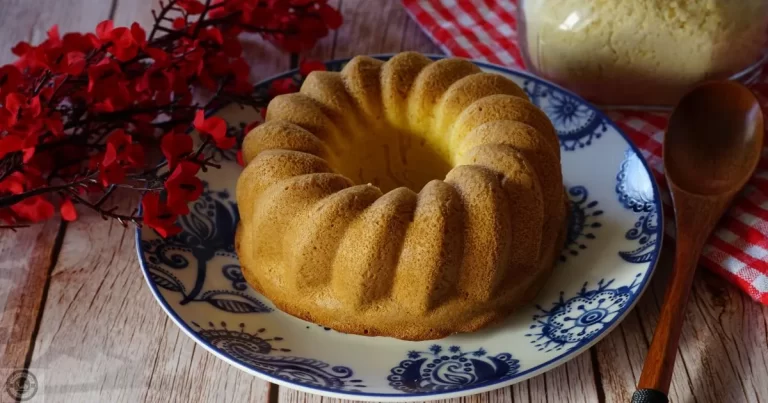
[235, 52, 568, 341]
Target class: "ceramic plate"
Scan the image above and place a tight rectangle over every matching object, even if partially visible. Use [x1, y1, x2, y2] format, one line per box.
[136, 55, 663, 401]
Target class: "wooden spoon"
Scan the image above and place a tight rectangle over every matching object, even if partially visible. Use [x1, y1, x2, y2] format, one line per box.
[632, 81, 764, 403]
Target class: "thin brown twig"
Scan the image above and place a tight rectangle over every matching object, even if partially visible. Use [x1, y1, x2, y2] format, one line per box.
[67, 189, 142, 225]
[0, 224, 31, 231]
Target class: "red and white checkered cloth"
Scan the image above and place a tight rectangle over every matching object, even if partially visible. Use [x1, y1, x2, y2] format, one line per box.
[403, 0, 768, 304]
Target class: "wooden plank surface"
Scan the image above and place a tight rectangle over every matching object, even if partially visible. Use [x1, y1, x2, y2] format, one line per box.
[0, 1, 115, 402]
[0, 0, 766, 402]
[0, 221, 63, 389]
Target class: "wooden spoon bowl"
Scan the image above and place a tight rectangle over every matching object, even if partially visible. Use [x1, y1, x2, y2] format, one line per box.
[664, 81, 763, 195]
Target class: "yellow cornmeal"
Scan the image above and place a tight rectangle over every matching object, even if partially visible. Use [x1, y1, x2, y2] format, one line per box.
[521, 0, 768, 105]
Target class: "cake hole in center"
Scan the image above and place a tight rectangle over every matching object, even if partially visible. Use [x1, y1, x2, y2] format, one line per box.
[332, 129, 452, 193]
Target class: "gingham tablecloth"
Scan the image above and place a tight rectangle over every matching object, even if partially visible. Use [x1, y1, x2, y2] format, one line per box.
[403, 0, 768, 304]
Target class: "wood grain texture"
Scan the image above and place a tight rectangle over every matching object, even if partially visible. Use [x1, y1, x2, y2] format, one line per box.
[0, 0, 766, 402]
[25, 193, 270, 403]
[597, 245, 768, 403]
[0, 221, 63, 384]
[0, 0, 115, 401]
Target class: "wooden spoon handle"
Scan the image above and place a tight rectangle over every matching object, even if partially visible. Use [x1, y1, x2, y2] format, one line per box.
[637, 235, 703, 394]
[635, 194, 720, 399]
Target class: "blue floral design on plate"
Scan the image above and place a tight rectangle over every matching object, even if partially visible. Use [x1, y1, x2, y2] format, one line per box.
[615, 150, 661, 263]
[194, 321, 366, 392]
[137, 54, 664, 400]
[387, 345, 519, 393]
[141, 182, 271, 313]
[523, 80, 608, 151]
[562, 185, 603, 261]
[526, 274, 642, 352]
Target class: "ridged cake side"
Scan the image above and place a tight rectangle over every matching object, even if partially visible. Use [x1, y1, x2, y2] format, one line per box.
[235, 52, 567, 340]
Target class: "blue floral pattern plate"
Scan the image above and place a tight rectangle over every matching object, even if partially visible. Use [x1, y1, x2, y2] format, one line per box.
[136, 55, 663, 401]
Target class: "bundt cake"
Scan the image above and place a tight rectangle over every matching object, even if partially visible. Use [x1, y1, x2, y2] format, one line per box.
[235, 52, 568, 341]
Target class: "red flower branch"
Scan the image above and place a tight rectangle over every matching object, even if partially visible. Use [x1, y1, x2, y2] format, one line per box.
[0, 0, 340, 235]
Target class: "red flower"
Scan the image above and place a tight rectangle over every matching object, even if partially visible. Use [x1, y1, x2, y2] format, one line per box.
[130, 23, 147, 48]
[87, 59, 122, 94]
[0, 65, 22, 97]
[45, 113, 64, 137]
[95, 20, 114, 42]
[136, 66, 174, 94]
[11, 42, 49, 70]
[269, 77, 298, 97]
[60, 197, 78, 221]
[0, 208, 16, 224]
[64, 51, 86, 75]
[141, 192, 181, 237]
[160, 131, 194, 170]
[96, 130, 144, 186]
[200, 27, 224, 45]
[47, 25, 62, 47]
[172, 17, 186, 30]
[145, 47, 169, 67]
[108, 27, 140, 61]
[61, 32, 99, 54]
[165, 161, 203, 214]
[5, 93, 42, 123]
[319, 3, 343, 29]
[11, 195, 55, 222]
[0, 172, 26, 194]
[99, 163, 126, 186]
[0, 0, 344, 229]
[0, 135, 23, 159]
[229, 58, 252, 94]
[299, 59, 326, 76]
[104, 129, 144, 168]
[178, 0, 206, 14]
[193, 110, 234, 149]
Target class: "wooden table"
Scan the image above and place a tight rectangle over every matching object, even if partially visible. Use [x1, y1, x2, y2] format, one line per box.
[1, 1, 767, 402]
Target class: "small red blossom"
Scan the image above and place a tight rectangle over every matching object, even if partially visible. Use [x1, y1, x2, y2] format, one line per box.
[95, 20, 114, 41]
[319, 3, 343, 29]
[131, 23, 147, 47]
[299, 59, 326, 76]
[0, 65, 22, 96]
[141, 193, 181, 237]
[11, 195, 55, 222]
[165, 161, 203, 214]
[0, 172, 26, 194]
[194, 110, 234, 149]
[200, 27, 224, 45]
[104, 129, 145, 167]
[98, 163, 126, 186]
[60, 197, 78, 221]
[108, 27, 140, 61]
[47, 25, 62, 47]
[64, 51, 86, 75]
[0, 135, 23, 159]
[177, 0, 206, 14]
[144, 47, 169, 66]
[269, 77, 298, 97]
[160, 131, 194, 170]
